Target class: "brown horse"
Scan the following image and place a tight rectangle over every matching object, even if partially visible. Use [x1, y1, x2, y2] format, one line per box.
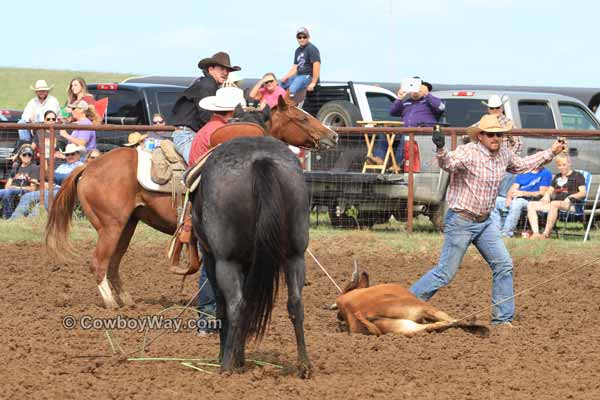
[45, 96, 337, 309]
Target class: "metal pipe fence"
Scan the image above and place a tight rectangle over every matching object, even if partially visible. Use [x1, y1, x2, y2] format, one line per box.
[1, 122, 598, 232]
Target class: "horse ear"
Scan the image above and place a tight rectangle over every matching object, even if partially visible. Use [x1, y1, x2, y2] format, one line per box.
[233, 104, 244, 118]
[358, 272, 370, 289]
[262, 104, 271, 123]
[277, 94, 287, 111]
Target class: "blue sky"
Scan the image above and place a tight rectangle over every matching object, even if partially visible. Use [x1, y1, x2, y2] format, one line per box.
[3, 0, 598, 87]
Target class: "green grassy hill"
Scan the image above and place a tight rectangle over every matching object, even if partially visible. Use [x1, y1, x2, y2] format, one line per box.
[0, 67, 135, 110]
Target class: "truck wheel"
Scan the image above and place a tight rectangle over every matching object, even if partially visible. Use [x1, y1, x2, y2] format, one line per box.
[429, 202, 448, 232]
[317, 100, 361, 128]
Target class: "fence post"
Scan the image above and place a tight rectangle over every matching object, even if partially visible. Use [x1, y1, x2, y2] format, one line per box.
[451, 131, 457, 150]
[39, 129, 46, 210]
[407, 132, 415, 233]
[48, 127, 56, 210]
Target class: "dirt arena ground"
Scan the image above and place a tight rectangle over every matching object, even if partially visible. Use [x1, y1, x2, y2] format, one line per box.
[2, 233, 600, 399]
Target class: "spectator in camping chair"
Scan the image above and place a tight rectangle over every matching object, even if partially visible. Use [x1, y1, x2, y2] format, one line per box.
[526, 154, 587, 239]
[492, 167, 552, 237]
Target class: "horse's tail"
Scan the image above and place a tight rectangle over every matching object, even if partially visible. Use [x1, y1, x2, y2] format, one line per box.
[241, 158, 288, 342]
[45, 164, 87, 262]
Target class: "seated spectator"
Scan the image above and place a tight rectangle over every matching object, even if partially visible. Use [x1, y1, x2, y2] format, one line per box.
[474, 94, 521, 155]
[0, 145, 39, 219]
[31, 110, 62, 165]
[59, 100, 97, 153]
[18, 80, 61, 142]
[526, 154, 587, 239]
[10, 144, 84, 219]
[370, 78, 444, 169]
[63, 77, 96, 122]
[492, 167, 552, 237]
[280, 27, 321, 102]
[249, 73, 287, 110]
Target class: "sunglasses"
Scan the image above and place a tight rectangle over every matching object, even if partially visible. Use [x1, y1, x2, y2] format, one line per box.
[65, 153, 77, 156]
[21, 153, 33, 157]
[297, 35, 308, 39]
[45, 117, 57, 121]
[153, 120, 164, 124]
[483, 132, 504, 138]
[263, 79, 274, 85]
[489, 107, 501, 110]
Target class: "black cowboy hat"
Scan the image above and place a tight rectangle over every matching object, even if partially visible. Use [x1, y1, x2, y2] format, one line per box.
[198, 52, 241, 71]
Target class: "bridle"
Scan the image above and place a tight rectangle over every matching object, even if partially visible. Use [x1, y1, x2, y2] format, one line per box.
[272, 106, 323, 150]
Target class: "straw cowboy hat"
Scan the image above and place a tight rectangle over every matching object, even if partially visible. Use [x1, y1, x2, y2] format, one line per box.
[124, 132, 149, 147]
[481, 94, 506, 108]
[61, 143, 85, 155]
[466, 114, 514, 141]
[197, 51, 241, 71]
[199, 87, 246, 111]
[30, 79, 54, 91]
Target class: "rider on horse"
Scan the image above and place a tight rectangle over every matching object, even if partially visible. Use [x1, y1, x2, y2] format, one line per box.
[171, 51, 241, 164]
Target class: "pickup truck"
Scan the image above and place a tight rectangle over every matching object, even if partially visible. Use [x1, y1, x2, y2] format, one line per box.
[87, 82, 186, 150]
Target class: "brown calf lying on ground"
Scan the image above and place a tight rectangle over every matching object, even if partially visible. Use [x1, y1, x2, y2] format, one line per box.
[334, 265, 487, 337]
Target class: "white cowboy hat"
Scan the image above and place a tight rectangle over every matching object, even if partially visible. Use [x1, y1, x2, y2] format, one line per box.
[226, 71, 243, 84]
[30, 79, 54, 91]
[199, 87, 246, 111]
[481, 94, 506, 108]
[61, 143, 85, 155]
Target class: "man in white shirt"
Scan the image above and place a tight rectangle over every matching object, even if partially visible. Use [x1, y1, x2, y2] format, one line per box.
[19, 80, 61, 141]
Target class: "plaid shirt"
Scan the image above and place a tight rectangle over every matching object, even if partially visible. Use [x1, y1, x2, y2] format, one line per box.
[437, 143, 554, 217]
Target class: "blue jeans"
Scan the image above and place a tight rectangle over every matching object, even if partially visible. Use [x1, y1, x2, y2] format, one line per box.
[281, 74, 312, 95]
[373, 134, 405, 166]
[410, 209, 515, 324]
[10, 188, 58, 219]
[197, 263, 216, 331]
[491, 196, 529, 237]
[0, 188, 26, 218]
[172, 128, 194, 164]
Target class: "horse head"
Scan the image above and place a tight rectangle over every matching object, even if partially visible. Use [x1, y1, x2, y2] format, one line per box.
[270, 95, 338, 150]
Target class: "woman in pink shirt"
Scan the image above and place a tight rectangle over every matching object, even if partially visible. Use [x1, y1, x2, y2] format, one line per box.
[249, 72, 287, 109]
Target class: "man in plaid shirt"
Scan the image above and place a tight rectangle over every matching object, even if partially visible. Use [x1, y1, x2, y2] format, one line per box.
[410, 114, 566, 328]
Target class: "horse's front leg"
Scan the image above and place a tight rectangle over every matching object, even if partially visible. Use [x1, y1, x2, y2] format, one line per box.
[286, 255, 312, 379]
[215, 259, 245, 373]
[202, 253, 227, 361]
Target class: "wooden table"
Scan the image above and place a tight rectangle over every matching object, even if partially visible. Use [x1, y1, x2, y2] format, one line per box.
[358, 120, 404, 174]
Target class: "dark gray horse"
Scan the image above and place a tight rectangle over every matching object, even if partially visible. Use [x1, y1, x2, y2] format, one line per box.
[191, 137, 310, 377]
[190, 96, 338, 378]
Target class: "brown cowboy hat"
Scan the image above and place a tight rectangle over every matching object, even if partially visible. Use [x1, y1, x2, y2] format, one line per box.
[124, 132, 148, 147]
[197, 52, 241, 71]
[466, 114, 514, 142]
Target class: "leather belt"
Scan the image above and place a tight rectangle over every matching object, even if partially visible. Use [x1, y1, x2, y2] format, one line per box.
[454, 209, 489, 223]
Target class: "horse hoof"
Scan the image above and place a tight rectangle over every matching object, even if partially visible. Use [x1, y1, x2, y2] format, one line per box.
[297, 363, 313, 379]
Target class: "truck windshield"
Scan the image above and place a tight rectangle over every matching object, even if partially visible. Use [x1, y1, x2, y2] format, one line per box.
[89, 89, 147, 125]
[366, 93, 402, 121]
[441, 99, 487, 127]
